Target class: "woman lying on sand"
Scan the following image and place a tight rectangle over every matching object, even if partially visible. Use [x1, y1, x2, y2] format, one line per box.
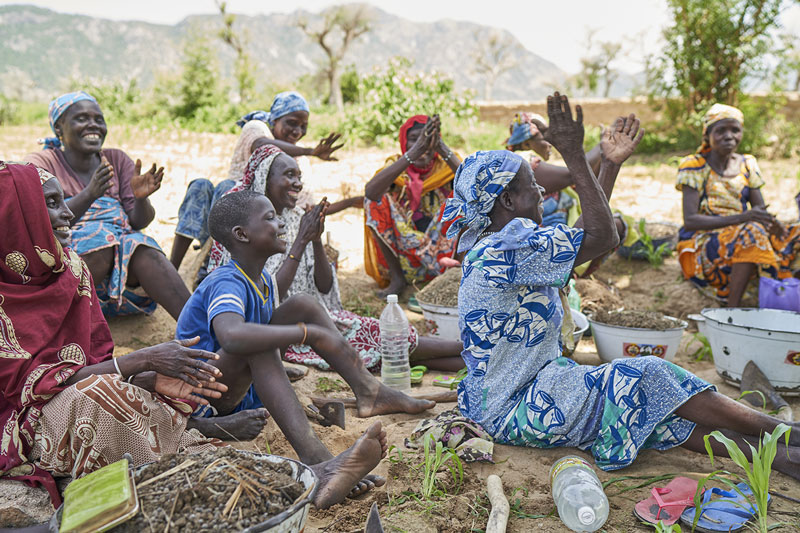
[364, 114, 462, 297]
[676, 103, 800, 307]
[25, 91, 188, 320]
[207, 145, 464, 373]
[0, 161, 389, 513]
[442, 93, 800, 479]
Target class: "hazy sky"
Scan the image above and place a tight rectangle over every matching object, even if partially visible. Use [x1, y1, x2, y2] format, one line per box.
[5, 1, 800, 74]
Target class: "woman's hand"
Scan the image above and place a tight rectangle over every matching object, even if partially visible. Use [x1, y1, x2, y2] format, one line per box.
[743, 206, 777, 227]
[86, 155, 114, 200]
[135, 337, 222, 387]
[311, 198, 330, 242]
[153, 372, 228, 405]
[600, 114, 645, 164]
[311, 133, 344, 161]
[543, 92, 585, 156]
[405, 118, 438, 162]
[296, 200, 327, 245]
[131, 159, 164, 199]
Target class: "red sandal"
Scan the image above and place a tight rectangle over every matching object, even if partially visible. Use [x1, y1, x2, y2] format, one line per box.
[633, 476, 700, 526]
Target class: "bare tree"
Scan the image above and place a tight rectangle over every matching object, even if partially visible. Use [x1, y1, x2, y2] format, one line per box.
[217, 1, 255, 104]
[297, 5, 370, 110]
[471, 30, 518, 101]
[574, 29, 623, 98]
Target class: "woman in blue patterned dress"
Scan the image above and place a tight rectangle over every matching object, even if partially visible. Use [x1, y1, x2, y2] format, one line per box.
[442, 93, 800, 477]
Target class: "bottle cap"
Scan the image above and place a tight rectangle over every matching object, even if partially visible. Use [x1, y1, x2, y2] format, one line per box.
[387, 294, 398, 303]
[577, 506, 596, 525]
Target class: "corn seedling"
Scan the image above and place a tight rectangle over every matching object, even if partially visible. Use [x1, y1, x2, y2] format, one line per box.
[638, 219, 672, 268]
[654, 520, 681, 533]
[688, 332, 713, 362]
[421, 433, 463, 499]
[315, 376, 346, 393]
[694, 424, 792, 533]
[737, 389, 767, 410]
[507, 487, 549, 519]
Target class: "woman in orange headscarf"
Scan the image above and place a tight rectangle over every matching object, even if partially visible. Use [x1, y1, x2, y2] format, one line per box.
[364, 115, 461, 296]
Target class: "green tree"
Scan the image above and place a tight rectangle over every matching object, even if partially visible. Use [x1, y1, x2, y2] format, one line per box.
[574, 29, 623, 98]
[647, 0, 789, 120]
[216, 1, 255, 105]
[175, 35, 222, 119]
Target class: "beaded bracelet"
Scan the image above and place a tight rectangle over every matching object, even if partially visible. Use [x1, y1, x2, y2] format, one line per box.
[288, 253, 299, 262]
[444, 149, 453, 161]
[403, 152, 415, 165]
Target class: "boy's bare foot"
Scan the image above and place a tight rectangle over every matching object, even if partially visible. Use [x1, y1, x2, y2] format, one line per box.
[187, 408, 269, 440]
[356, 383, 435, 417]
[377, 277, 406, 299]
[312, 421, 388, 508]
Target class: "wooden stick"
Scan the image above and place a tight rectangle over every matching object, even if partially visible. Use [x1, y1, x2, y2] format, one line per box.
[310, 390, 457, 409]
[486, 474, 509, 533]
[138, 459, 197, 489]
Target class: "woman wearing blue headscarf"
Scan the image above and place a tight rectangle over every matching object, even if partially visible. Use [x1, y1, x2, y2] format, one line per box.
[445, 93, 800, 481]
[170, 91, 355, 272]
[25, 91, 190, 320]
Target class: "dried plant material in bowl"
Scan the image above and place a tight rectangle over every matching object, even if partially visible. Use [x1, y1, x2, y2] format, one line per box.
[589, 310, 687, 363]
[592, 309, 683, 331]
[416, 267, 461, 307]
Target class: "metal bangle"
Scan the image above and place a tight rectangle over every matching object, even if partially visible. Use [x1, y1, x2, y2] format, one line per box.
[112, 357, 123, 377]
[298, 322, 308, 345]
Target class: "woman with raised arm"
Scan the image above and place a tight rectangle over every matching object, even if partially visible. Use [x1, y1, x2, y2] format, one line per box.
[25, 91, 188, 319]
[364, 114, 462, 296]
[676, 103, 800, 306]
[442, 94, 800, 478]
[170, 92, 357, 272]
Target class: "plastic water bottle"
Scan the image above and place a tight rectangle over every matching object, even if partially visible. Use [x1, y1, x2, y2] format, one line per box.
[550, 456, 609, 532]
[380, 294, 411, 391]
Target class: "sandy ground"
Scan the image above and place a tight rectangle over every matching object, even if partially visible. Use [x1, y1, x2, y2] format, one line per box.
[2, 125, 800, 532]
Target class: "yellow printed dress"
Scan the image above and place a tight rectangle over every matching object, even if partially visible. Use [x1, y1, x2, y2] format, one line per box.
[675, 153, 800, 302]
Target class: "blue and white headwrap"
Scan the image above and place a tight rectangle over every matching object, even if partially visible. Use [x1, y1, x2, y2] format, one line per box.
[267, 91, 309, 127]
[236, 110, 269, 128]
[442, 150, 524, 253]
[40, 91, 98, 150]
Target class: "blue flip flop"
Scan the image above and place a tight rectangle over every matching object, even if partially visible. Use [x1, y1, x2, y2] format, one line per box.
[679, 483, 769, 533]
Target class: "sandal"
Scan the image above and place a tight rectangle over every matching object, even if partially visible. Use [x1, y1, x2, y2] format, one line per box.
[407, 295, 422, 313]
[633, 476, 699, 526]
[432, 368, 467, 389]
[679, 483, 767, 533]
[410, 365, 427, 385]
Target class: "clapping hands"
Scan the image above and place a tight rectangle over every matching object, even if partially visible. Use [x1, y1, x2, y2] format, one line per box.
[297, 197, 330, 245]
[131, 159, 164, 199]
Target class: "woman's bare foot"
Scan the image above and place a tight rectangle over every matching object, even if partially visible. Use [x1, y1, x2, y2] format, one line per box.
[377, 276, 406, 299]
[187, 408, 270, 440]
[312, 421, 388, 508]
[356, 383, 435, 417]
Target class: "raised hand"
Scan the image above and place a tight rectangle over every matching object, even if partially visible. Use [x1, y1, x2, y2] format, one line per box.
[543, 92, 584, 156]
[87, 155, 114, 200]
[131, 159, 164, 199]
[297, 199, 327, 245]
[152, 373, 228, 405]
[138, 337, 222, 387]
[405, 118, 439, 162]
[600, 114, 645, 164]
[311, 133, 345, 161]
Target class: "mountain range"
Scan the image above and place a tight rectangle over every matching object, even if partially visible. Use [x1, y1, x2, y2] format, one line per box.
[0, 4, 637, 102]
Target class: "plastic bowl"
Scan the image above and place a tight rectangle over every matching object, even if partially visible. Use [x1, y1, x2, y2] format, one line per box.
[588, 313, 687, 363]
[418, 301, 460, 341]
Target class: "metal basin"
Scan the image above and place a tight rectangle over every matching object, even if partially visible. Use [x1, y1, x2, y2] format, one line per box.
[691, 308, 800, 393]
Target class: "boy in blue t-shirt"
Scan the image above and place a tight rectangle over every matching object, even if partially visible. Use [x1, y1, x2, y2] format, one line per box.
[176, 190, 434, 504]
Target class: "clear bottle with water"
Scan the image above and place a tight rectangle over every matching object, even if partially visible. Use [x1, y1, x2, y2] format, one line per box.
[379, 294, 411, 391]
[550, 456, 609, 532]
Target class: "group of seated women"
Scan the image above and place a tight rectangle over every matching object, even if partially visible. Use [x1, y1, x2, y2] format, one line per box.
[2, 87, 799, 523]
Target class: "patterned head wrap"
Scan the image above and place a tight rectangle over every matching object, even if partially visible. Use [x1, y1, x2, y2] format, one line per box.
[505, 112, 546, 149]
[207, 145, 285, 271]
[698, 103, 744, 153]
[267, 91, 310, 127]
[39, 91, 98, 150]
[236, 110, 269, 128]
[442, 150, 524, 253]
